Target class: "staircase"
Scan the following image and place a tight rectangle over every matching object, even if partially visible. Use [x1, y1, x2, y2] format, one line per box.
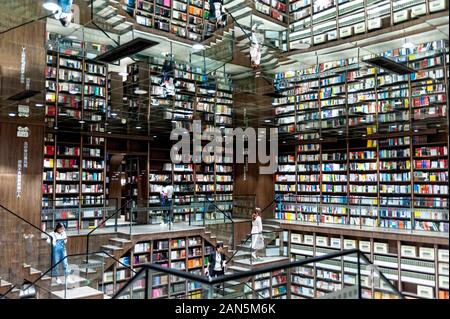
[86, 0, 133, 33]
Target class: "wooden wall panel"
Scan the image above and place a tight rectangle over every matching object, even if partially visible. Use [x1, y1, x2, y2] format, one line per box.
[0, 123, 44, 226]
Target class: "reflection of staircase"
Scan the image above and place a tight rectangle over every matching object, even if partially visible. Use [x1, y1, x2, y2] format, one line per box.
[86, 0, 133, 33]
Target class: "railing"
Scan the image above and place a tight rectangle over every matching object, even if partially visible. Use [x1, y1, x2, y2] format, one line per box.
[85, 200, 134, 258]
[227, 230, 286, 268]
[6, 250, 136, 299]
[113, 249, 403, 299]
[273, 194, 450, 233]
[0, 204, 54, 290]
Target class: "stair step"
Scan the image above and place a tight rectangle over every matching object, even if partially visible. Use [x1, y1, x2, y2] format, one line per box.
[51, 286, 103, 299]
[110, 237, 132, 245]
[101, 245, 123, 251]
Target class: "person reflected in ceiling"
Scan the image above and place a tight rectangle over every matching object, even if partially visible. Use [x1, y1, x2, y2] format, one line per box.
[210, 0, 227, 28]
[53, 0, 74, 27]
[160, 54, 175, 97]
[250, 24, 263, 74]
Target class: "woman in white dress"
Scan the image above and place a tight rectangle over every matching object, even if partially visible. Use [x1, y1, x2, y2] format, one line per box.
[251, 207, 264, 260]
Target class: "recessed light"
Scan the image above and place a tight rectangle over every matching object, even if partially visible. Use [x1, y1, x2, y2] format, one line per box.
[134, 89, 148, 95]
[414, 129, 418, 132]
[264, 119, 271, 123]
[136, 126, 142, 129]
[54, 126, 58, 130]
[35, 103, 44, 107]
[121, 119, 127, 124]
[207, 89, 216, 94]
[193, 43, 205, 50]
[107, 131, 112, 134]
[436, 124, 441, 127]
[111, 112, 118, 117]
[338, 131, 343, 134]
[8, 112, 16, 117]
[153, 135, 157, 138]
[79, 120, 85, 124]
[282, 141, 286, 144]
[362, 134, 366, 137]
[43, 2, 60, 12]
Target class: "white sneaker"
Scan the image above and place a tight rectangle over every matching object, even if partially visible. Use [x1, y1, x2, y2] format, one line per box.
[56, 278, 63, 285]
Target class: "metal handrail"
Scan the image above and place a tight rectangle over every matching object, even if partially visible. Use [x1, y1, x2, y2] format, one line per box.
[113, 249, 404, 299]
[16, 250, 137, 298]
[85, 199, 134, 257]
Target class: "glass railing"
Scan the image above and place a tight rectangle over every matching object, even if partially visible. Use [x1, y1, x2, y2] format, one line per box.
[10, 250, 136, 299]
[0, 204, 53, 292]
[228, 230, 288, 269]
[113, 249, 403, 299]
[233, 195, 257, 219]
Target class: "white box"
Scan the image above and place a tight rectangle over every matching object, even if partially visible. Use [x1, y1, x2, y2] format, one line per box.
[401, 245, 417, 258]
[359, 241, 371, 253]
[304, 234, 314, 245]
[411, 4, 427, 17]
[313, 34, 327, 44]
[439, 275, 449, 289]
[291, 233, 302, 244]
[327, 31, 337, 41]
[354, 22, 365, 34]
[393, 9, 411, 24]
[344, 239, 356, 249]
[417, 285, 434, 298]
[340, 26, 353, 38]
[374, 242, 388, 254]
[419, 247, 435, 260]
[368, 18, 381, 30]
[429, 0, 447, 13]
[316, 236, 328, 247]
[438, 249, 449, 262]
[330, 238, 341, 249]
[439, 263, 449, 275]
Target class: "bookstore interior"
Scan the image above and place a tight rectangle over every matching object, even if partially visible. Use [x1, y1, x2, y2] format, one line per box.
[0, 0, 449, 301]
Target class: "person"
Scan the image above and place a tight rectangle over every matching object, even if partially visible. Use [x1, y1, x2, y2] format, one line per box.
[249, 25, 263, 71]
[52, 0, 74, 27]
[160, 177, 174, 226]
[206, 243, 227, 278]
[251, 207, 264, 261]
[47, 223, 74, 284]
[160, 55, 175, 97]
[210, 0, 227, 28]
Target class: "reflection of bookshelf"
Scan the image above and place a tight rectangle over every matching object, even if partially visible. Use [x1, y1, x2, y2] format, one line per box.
[286, 228, 449, 299]
[288, 0, 448, 49]
[123, 0, 217, 41]
[243, 268, 288, 299]
[101, 235, 213, 298]
[273, 40, 449, 234]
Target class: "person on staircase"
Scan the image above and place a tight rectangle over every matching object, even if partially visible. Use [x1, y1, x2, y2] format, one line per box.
[48, 0, 74, 27]
[251, 207, 264, 261]
[206, 243, 227, 296]
[47, 223, 75, 285]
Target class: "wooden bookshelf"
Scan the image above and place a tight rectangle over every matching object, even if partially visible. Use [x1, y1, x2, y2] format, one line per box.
[99, 235, 214, 298]
[42, 33, 110, 231]
[284, 226, 449, 299]
[274, 39, 449, 234]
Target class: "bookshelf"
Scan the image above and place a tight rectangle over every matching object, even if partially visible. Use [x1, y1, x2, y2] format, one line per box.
[125, 57, 234, 222]
[100, 235, 213, 298]
[42, 34, 110, 231]
[288, 0, 448, 50]
[285, 228, 449, 299]
[256, 0, 288, 23]
[273, 39, 449, 234]
[123, 0, 217, 41]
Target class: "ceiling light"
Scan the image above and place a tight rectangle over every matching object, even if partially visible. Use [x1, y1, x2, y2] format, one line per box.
[8, 112, 16, 117]
[207, 89, 216, 94]
[338, 131, 343, 134]
[121, 119, 127, 124]
[79, 120, 85, 124]
[35, 103, 44, 107]
[54, 126, 58, 130]
[362, 134, 366, 137]
[264, 119, 271, 123]
[134, 89, 148, 95]
[193, 43, 205, 50]
[136, 126, 142, 129]
[107, 131, 112, 134]
[414, 129, 418, 133]
[111, 112, 118, 117]
[282, 141, 286, 144]
[153, 135, 157, 138]
[43, 1, 60, 12]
